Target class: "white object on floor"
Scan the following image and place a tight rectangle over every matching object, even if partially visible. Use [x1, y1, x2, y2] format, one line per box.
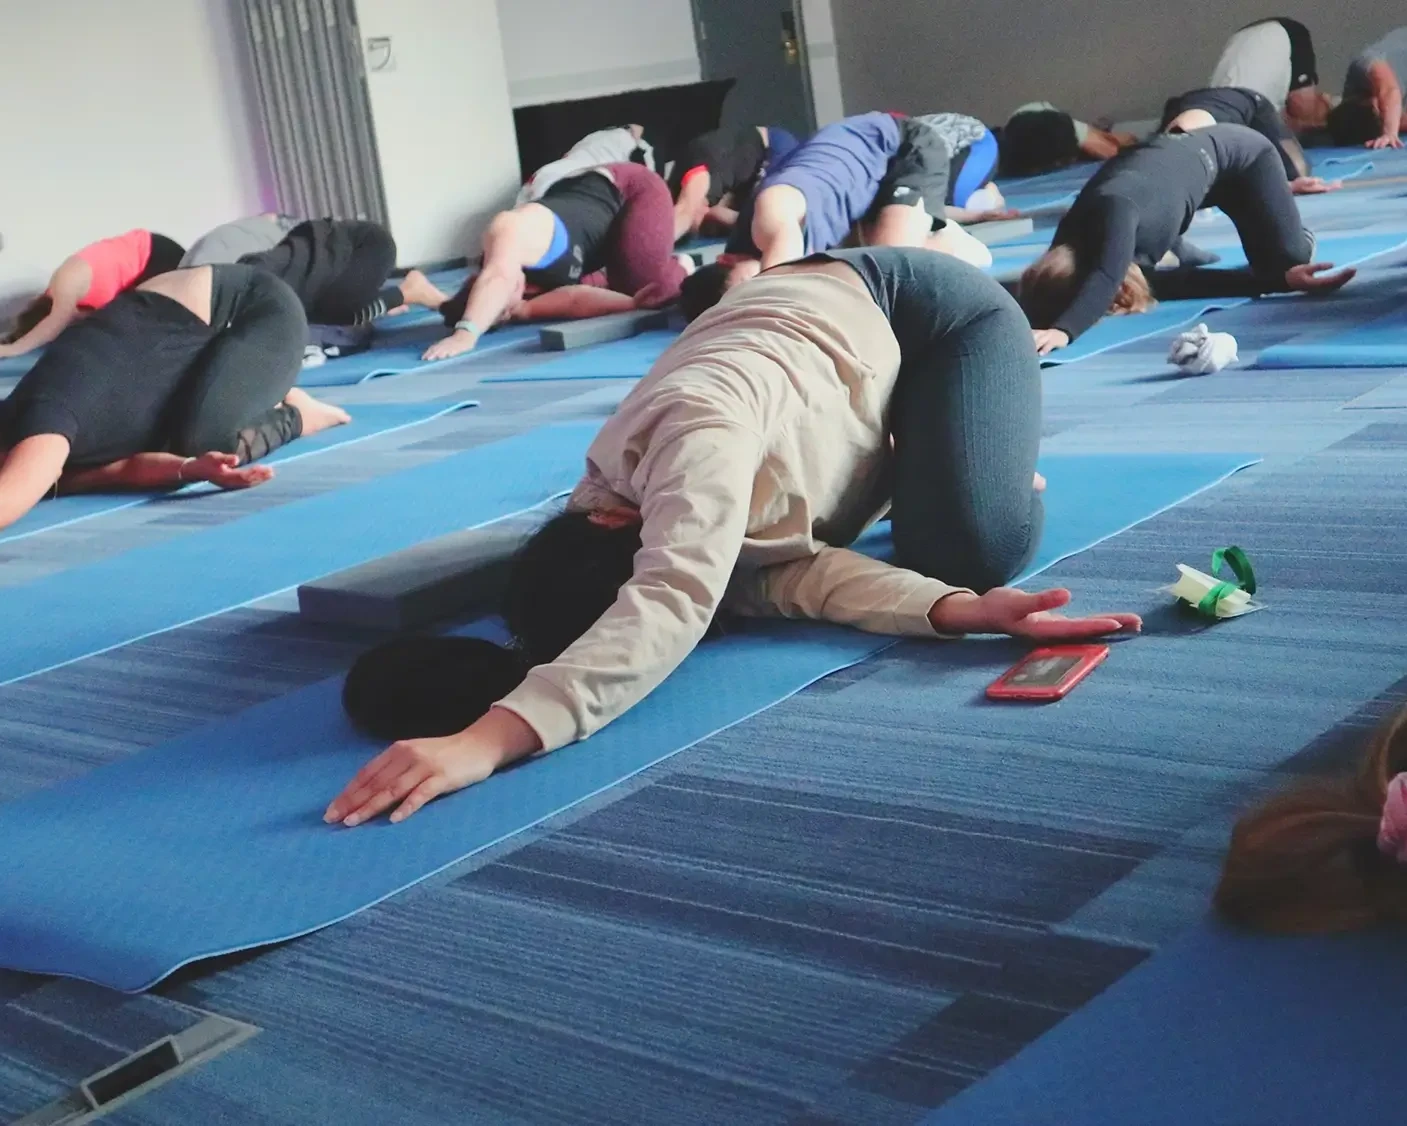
[1168, 323, 1238, 375]
[301, 345, 327, 369]
[964, 183, 1004, 211]
[1165, 564, 1260, 618]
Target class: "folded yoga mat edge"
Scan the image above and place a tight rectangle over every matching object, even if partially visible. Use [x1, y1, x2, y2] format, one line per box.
[0, 450, 1259, 991]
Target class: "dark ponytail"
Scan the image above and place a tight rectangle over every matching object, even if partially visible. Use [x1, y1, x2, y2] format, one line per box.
[342, 510, 643, 740]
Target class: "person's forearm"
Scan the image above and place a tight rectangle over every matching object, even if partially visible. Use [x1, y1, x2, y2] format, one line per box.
[513, 286, 637, 321]
[944, 205, 986, 223]
[1080, 130, 1121, 161]
[61, 453, 189, 494]
[1381, 89, 1403, 139]
[704, 203, 739, 229]
[5, 309, 74, 355]
[1279, 139, 1309, 179]
[460, 269, 521, 336]
[759, 222, 806, 269]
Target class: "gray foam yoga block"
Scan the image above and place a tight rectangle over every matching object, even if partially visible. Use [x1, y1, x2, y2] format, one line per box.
[538, 309, 670, 351]
[967, 217, 1035, 245]
[298, 524, 534, 631]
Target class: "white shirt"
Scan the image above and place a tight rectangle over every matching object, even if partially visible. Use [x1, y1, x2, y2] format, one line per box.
[516, 128, 654, 204]
[1210, 21, 1294, 107]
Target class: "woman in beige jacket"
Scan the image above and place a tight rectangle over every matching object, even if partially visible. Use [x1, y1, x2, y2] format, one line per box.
[328, 247, 1141, 827]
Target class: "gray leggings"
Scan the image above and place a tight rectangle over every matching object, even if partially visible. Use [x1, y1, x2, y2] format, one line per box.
[816, 247, 1044, 591]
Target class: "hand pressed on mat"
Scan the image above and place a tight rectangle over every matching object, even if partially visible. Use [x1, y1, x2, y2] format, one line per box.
[1032, 328, 1070, 355]
[931, 587, 1142, 642]
[325, 706, 543, 827]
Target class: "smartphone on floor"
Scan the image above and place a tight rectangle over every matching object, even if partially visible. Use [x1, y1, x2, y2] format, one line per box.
[986, 645, 1109, 702]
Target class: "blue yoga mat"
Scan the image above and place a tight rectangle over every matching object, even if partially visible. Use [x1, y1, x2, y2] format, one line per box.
[1257, 304, 1407, 369]
[1040, 298, 1250, 367]
[0, 450, 1257, 991]
[0, 400, 478, 547]
[483, 329, 679, 383]
[0, 422, 594, 687]
[925, 920, 1404, 1126]
[298, 323, 545, 388]
[0, 353, 39, 378]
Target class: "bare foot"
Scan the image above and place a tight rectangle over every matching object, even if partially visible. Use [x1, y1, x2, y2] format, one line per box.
[400, 268, 450, 310]
[285, 387, 351, 437]
[1034, 472, 1047, 493]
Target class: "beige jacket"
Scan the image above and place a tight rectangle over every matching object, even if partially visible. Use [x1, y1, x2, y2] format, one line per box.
[498, 272, 968, 752]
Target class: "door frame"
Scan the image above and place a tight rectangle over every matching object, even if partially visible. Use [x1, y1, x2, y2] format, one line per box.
[689, 0, 818, 134]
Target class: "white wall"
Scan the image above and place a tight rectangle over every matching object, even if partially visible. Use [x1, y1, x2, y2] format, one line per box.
[0, 0, 268, 308]
[831, 3, 1390, 126]
[800, 0, 845, 126]
[357, 0, 521, 264]
[496, 0, 701, 106]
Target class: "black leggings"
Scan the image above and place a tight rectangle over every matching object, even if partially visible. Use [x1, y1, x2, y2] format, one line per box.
[245, 220, 401, 327]
[134, 233, 187, 286]
[167, 265, 307, 463]
[816, 247, 1044, 591]
[1203, 126, 1315, 284]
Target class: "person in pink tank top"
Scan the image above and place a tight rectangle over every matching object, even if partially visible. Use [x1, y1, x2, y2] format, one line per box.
[0, 229, 184, 359]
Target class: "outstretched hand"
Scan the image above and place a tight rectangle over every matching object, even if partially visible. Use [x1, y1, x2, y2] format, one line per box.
[1032, 328, 1070, 355]
[1290, 176, 1342, 195]
[974, 208, 1022, 223]
[1285, 262, 1356, 294]
[184, 452, 274, 491]
[1368, 133, 1403, 150]
[932, 587, 1142, 642]
[422, 329, 478, 362]
[326, 707, 543, 828]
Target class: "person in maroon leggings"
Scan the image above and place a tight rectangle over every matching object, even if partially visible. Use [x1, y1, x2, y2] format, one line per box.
[426, 164, 695, 360]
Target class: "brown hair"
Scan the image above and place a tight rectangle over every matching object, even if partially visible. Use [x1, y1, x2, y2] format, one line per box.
[3, 295, 53, 344]
[1018, 245, 1154, 329]
[1215, 705, 1407, 933]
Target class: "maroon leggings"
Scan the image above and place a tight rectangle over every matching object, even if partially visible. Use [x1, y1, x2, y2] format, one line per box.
[598, 163, 687, 300]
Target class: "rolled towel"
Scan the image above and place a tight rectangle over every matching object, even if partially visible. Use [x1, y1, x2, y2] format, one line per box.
[1167, 323, 1238, 375]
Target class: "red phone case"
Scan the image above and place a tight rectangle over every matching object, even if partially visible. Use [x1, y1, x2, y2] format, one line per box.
[985, 645, 1109, 702]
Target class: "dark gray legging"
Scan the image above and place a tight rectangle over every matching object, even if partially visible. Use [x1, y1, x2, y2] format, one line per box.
[167, 265, 307, 462]
[813, 247, 1044, 591]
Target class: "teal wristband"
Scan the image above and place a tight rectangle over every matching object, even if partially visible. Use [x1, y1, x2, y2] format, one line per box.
[455, 319, 483, 338]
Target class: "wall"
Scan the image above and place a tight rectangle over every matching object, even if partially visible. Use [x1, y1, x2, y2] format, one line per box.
[0, 0, 268, 307]
[495, 0, 701, 107]
[800, 0, 845, 126]
[356, 0, 521, 264]
[831, 3, 1393, 126]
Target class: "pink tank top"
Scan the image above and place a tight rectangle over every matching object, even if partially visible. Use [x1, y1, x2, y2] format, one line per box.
[71, 229, 153, 309]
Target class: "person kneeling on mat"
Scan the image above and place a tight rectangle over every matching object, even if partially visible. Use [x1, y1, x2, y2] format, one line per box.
[325, 248, 1142, 827]
[1328, 27, 1407, 150]
[0, 264, 349, 532]
[516, 125, 656, 205]
[908, 112, 1019, 223]
[680, 112, 994, 315]
[1161, 88, 1339, 194]
[1209, 17, 1331, 135]
[0, 229, 185, 359]
[426, 164, 695, 363]
[1216, 703, 1407, 933]
[1019, 124, 1355, 356]
[999, 103, 1139, 177]
[668, 124, 803, 240]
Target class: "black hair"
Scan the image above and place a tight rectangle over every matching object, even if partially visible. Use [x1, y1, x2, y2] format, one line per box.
[4, 295, 53, 344]
[1327, 100, 1382, 146]
[1000, 110, 1079, 177]
[342, 511, 644, 741]
[678, 262, 731, 321]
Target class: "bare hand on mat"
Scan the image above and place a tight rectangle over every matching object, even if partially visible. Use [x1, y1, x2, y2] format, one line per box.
[183, 452, 274, 490]
[1031, 328, 1069, 355]
[1289, 176, 1342, 195]
[1285, 263, 1356, 293]
[326, 707, 543, 827]
[930, 587, 1142, 641]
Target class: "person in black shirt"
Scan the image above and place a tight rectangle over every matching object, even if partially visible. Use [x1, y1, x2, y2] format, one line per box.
[1018, 124, 1355, 354]
[241, 219, 449, 326]
[0, 264, 349, 532]
[1160, 87, 1338, 192]
[668, 125, 802, 240]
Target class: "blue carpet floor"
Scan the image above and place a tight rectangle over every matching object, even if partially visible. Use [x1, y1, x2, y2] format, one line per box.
[0, 151, 1406, 1124]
